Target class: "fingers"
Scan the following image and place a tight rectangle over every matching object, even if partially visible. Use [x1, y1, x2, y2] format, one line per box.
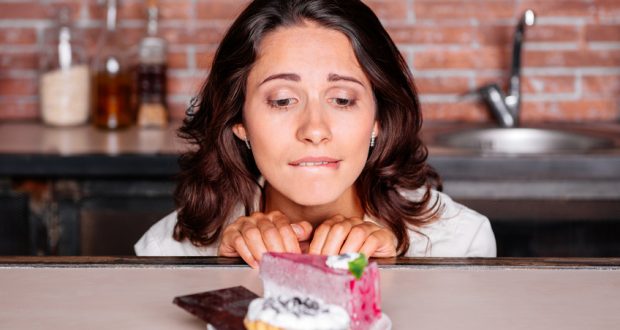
[218, 211, 311, 268]
[309, 216, 364, 255]
[339, 223, 380, 254]
[272, 213, 301, 253]
[308, 218, 334, 255]
[256, 217, 285, 252]
[291, 221, 313, 241]
[219, 225, 259, 269]
[365, 229, 398, 258]
[232, 230, 259, 268]
[308, 216, 397, 258]
[239, 219, 268, 264]
[359, 232, 380, 257]
[321, 220, 354, 255]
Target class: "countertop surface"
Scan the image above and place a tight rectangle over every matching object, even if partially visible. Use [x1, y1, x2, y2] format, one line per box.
[1, 257, 619, 330]
[1, 121, 620, 181]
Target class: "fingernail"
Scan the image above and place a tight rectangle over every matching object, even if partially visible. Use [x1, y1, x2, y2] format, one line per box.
[291, 223, 303, 236]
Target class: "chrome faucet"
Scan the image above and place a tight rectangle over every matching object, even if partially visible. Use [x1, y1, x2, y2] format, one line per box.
[477, 9, 536, 127]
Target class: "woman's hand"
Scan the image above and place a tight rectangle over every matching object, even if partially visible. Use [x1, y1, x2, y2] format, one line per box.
[308, 215, 397, 258]
[218, 211, 313, 268]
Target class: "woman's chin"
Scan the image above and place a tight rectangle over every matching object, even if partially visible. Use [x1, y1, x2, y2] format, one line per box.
[288, 190, 343, 207]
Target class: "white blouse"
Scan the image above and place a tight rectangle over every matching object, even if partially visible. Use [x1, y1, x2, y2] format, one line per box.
[135, 188, 496, 257]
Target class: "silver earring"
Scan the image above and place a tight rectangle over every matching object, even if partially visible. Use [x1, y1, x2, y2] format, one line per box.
[370, 132, 376, 147]
[244, 138, 251, 150]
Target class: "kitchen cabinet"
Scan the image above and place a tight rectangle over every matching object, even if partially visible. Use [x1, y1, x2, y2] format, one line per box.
[1, 122, 619, 256]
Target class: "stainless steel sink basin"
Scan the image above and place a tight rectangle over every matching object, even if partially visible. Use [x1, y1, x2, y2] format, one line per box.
[435, 128, 615, 154]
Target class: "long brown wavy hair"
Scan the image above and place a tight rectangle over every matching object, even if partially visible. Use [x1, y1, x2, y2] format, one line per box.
[174, 0, 442, 255]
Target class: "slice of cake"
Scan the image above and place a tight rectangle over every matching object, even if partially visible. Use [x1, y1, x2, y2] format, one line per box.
[258, 252, 382, 330]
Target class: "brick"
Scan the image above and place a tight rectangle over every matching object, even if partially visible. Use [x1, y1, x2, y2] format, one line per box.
[421, 101, 490, 122]
[414, 0, 515, 21]
[167, 51, 188, 70]
[169, 99, 190, 121]
[0, 28, 37, 45]
[117, 0, 145, 20]
[160, 25, 228, 46]
[122, 0, 192, 20]
[415, 76, 471, 94]
[89, 0, 138, 21]
[521, 99, 617, 122]
[582, 75, 620, 96]
[475, 75, 576, 95]
[364, 0, 408, 21]
[523, 49, 620, 68]
[158, 0, 193, 20]
[0, 78, 38, 97]
[414, 47, 510, 70]
[388, 25, 474, 44]
[195, 49, 216, 70]
[88, 0, 191, 21]
[519, 0, 597, 18]
[596, 0, 620, 21]
[585, 25, 620, 42]
[475, 74, 509, 90]
[0, 1, 82, 20]
[167, 73, 206, 95]
[522, 76, 576, 94]
[0, 52, 39, 71]
[196, 0, 250, 20]
[477, 25, 581, 45]
[0, 99, 38, 120]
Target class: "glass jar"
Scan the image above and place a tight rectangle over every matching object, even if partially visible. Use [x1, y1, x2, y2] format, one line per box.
[39, 7, 90, 126]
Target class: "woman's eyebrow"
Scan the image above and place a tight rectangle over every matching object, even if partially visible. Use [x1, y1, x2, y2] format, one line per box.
[327, 73, 365, 87]
[260, 73, 300, 86]
[258, 72, 365, 87]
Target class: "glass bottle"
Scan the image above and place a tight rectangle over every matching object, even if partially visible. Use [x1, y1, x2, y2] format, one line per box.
[39, 7, 90, 126]
[136, 0, 168, 128]
[91, 0, 133, 129]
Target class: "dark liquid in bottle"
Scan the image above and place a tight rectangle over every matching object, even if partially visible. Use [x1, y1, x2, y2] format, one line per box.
[92, 70, 133, 129]
[136, 63, 167, 105]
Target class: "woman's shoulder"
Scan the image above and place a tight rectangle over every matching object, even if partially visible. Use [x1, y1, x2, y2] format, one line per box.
[400, 188, 497, 257]
[134, 211, 218, 256]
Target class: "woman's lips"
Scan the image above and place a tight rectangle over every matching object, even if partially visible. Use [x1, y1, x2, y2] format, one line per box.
[289, 157, 341, 168]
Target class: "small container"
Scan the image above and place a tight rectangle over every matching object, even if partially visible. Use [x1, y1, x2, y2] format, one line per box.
[39, 7, 90, 126]
[91, 0, 134, 130]
[136, 0, 168, 128]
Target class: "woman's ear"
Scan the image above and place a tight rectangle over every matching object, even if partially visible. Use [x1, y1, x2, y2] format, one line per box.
[232, 123, 248, 140]
[372, 121, 380, 137]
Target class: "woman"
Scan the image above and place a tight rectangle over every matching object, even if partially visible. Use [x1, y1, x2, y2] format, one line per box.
[135, 0, 496, 266]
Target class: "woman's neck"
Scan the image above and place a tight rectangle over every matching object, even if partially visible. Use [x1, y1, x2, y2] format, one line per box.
[263, 183, 364, 227]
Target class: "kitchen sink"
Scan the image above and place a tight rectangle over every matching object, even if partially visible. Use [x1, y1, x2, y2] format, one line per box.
[435, 128, 615, 154]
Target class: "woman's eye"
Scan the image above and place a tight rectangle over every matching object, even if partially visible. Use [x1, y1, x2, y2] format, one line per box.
[268, 98, 298, 109]
[330, 98, 356, 108]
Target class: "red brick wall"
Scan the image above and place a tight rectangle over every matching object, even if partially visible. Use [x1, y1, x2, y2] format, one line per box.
[1, 0, 619, 123]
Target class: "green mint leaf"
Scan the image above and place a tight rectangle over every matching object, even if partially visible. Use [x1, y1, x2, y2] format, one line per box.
[348, 253, 368, 280]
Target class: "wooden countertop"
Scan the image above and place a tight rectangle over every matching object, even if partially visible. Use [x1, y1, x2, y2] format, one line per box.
[1, 257, 619, 329]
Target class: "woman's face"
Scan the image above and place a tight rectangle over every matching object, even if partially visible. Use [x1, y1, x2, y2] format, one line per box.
[235, 23, 378, 206]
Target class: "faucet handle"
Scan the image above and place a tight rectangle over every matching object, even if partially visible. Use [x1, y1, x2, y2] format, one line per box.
[477, 84, 517, 128]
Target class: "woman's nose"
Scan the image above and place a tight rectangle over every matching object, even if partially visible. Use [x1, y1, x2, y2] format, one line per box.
[295, 101, 332, 145]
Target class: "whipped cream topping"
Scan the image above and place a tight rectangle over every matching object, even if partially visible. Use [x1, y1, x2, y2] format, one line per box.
[246, 295, 349, 330]
[326, 252, 362, 270]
